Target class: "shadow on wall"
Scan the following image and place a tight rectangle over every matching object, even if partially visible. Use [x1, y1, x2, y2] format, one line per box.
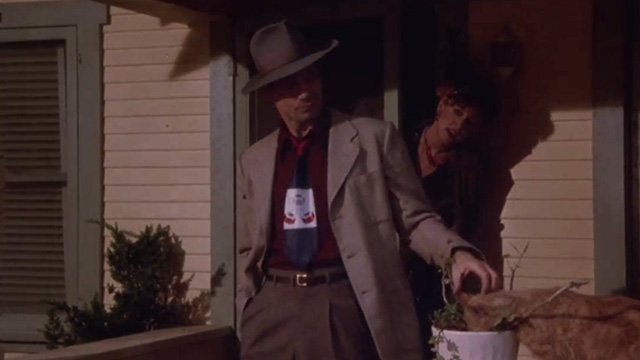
[475, 67, 556, 272]
[168, 23, 214, 79]
[470, 0, 594, 273]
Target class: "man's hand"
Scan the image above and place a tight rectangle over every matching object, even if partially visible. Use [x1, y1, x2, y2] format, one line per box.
[451, 250, 501, 294]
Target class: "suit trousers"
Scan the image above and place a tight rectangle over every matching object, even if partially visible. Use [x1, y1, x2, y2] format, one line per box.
[240, 269, 380, 360]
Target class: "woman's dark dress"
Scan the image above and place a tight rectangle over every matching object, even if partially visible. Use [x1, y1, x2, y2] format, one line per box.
[407, 120, 482, 359]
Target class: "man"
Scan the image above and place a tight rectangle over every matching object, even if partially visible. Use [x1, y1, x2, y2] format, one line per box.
[237, 20, 500, 360]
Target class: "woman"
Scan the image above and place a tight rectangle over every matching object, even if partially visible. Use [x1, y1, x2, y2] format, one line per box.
[407, 78, 497, 358]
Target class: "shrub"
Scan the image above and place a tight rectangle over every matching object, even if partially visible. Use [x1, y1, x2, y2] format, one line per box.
[41, 222, 225, 349]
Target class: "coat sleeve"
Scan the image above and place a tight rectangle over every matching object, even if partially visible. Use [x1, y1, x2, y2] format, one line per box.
[236, 155, 255, 317]
[380, 121, 482, 267]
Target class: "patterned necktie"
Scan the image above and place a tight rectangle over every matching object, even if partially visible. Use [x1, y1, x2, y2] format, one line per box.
[282, 136, 318, 269]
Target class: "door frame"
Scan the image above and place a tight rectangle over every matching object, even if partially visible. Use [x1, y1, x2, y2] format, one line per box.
[627, 0, 640, 298]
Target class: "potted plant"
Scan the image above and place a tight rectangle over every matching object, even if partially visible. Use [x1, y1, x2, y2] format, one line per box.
[429, 269, 519, 360]
[428, 244, 530, 360]
[429, 243, 588, 360]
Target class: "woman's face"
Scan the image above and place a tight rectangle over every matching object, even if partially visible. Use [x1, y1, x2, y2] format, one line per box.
[435, 97, 482, 147]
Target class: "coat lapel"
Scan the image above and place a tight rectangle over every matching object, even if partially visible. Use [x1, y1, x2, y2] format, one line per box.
[328, 110, 360, 207]
[252, 131, 279, 241]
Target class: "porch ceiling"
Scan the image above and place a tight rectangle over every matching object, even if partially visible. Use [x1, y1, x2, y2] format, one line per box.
[93, 0, 377, 21]
[91, 0, 224, 23]
[156, 0, 231, 15]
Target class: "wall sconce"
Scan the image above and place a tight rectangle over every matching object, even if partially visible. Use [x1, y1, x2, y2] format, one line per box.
[490, 25, 521, 81]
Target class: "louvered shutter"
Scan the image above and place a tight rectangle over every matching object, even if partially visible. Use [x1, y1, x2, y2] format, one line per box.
[0, 41, 67, 313]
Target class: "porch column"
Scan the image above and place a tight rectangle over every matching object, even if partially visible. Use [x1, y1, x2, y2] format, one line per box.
[210, 19, 236, 327]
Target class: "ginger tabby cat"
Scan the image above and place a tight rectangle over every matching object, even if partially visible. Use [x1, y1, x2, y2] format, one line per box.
[461, 288, 640, 360]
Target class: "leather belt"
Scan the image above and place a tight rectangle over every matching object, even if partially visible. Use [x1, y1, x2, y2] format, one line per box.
[265, 270, 348, 287]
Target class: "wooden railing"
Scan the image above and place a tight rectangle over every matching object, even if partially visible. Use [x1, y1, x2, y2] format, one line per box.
[3, 326, 236, 360]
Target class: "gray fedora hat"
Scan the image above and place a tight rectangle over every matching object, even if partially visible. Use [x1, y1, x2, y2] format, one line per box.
[241, 20, 338, 95]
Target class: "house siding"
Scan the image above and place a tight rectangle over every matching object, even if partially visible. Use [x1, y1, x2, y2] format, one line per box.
[103, 6, 211, 296]
[469, 0, 594, 358]
[0, 0, 606, 358]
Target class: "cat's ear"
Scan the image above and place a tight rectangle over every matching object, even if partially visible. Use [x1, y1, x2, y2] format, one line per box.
[489, 295, 516, 308]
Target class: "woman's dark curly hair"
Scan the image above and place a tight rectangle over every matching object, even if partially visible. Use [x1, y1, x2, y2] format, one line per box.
[438, 70, 499, 126]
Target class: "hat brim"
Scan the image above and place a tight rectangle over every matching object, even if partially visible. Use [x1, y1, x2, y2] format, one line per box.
[241, 39, 339, 95]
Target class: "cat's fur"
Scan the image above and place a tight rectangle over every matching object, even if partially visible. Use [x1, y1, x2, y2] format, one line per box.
[461, 288, 640, 360]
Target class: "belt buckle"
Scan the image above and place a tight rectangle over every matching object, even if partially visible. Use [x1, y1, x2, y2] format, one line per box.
[295, 273, 310, 287]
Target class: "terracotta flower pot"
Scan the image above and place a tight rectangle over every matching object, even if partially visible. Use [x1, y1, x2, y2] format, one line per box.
[431, 327, 519, 360]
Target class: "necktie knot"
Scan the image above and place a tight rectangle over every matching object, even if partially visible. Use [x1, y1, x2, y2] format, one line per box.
[290, 136, 311, 157]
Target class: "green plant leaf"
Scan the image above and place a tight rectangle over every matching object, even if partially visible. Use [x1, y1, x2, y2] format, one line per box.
[40, 222, 223, 348]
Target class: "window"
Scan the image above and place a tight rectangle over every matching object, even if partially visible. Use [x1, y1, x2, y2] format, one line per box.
[0, 28, 80, 346]
[0, 2, 106, 348]
[0, 40, 70, 315]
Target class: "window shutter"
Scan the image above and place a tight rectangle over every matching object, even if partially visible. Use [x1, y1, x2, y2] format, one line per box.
[0, 41, 67, 313]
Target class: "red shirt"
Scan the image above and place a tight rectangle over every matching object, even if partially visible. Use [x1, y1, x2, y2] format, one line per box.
[267, 113, 342, 270]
